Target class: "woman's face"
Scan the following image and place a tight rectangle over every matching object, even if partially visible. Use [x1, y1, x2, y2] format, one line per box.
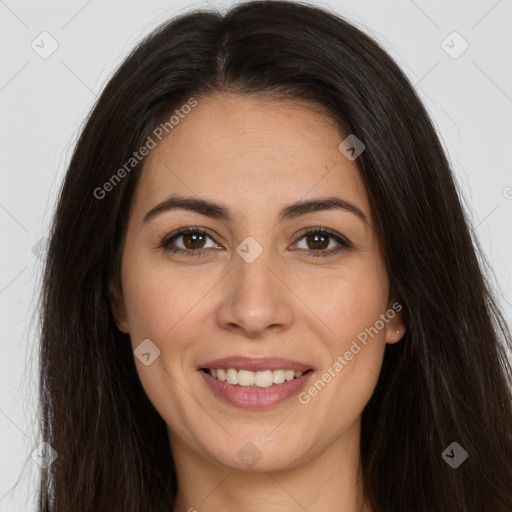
[112, 93, 405, 472]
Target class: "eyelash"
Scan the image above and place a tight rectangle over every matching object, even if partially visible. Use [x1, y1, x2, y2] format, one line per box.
[160, 226, 351, 259]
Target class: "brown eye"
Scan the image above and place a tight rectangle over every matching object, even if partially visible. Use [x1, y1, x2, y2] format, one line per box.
[293, 228, 351, 258]
[304, 232, 329, 250]
[162, 228, 218, 256]
[182, 232, 207, 250]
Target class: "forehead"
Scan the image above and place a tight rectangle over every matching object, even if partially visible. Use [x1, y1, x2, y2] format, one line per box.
[133, 93, 370, 224]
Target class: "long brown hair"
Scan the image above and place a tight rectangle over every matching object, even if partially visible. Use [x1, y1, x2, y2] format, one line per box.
[38, 1, 512, 510]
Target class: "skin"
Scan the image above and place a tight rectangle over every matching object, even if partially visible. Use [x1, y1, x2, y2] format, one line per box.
[111, 93, 406, 512]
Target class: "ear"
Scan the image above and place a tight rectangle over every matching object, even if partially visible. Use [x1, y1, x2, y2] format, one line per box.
[107, 276, 129, 334]
[384, 297, 407, 344]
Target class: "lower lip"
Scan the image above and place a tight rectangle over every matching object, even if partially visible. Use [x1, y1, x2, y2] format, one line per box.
[199, 370, 314, 409]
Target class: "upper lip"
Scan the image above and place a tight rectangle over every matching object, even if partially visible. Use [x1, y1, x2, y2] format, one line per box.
[198, 356, 313, 373]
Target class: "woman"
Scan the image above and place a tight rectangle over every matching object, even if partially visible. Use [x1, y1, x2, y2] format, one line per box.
[38, 1, 512, 510]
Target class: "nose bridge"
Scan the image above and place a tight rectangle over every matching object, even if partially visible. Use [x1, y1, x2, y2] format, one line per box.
[235, 236, 274, 293]
[216, 234, 294, 335]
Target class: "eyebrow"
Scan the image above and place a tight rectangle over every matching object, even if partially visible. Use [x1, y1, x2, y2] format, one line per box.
[143, 193, 369, 227]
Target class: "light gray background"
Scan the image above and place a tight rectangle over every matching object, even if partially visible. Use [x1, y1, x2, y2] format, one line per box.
[1, 0, 511, 510]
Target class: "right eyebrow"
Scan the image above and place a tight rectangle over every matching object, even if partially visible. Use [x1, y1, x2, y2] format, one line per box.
[143, 193, 370, 228]
[143, 195, 231, 223]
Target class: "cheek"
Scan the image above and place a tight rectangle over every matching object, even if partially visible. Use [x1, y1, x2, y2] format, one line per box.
[120, 258, 204, 424]
[122, 273, 174, 341]
[301, 259, 388, 343]
[121, 249, 208, 341]
[298, 259, 389, 401]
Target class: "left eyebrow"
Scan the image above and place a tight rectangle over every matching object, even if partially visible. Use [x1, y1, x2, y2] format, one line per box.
[143, 193, 370, 227]
[278, 197, 369, 227]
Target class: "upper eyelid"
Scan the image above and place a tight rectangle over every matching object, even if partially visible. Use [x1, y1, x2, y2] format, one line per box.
[163, 226, 349, 249]
[165, 227, 218, 244]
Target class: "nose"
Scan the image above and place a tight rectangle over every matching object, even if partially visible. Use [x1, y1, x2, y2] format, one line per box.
[215, 243, 295, 338]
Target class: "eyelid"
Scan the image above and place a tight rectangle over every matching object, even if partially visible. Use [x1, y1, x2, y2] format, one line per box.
[160, 225, 351, 257]
[160, 226, 220, 255]
[293, 226, 351, 246]
[290, 226, 352, 257]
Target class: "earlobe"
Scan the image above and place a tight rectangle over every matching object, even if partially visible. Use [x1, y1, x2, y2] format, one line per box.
[387, 327, 405, 344]
[115, 317, 129, 334]
[385, 297, 407, 344]
[107, 278, 129, 334]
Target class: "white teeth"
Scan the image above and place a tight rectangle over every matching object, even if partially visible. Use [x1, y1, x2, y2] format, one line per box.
[254, 370, 273, 388]
[206, 368, 307, 386]
[273, 369, 285, 384]
[226, 369, 239, 385]
[284, 370, 295, 381]
[238, 369, 255, 386]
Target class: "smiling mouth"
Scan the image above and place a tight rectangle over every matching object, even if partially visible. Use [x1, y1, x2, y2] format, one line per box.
[200, 368, 313, 387]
